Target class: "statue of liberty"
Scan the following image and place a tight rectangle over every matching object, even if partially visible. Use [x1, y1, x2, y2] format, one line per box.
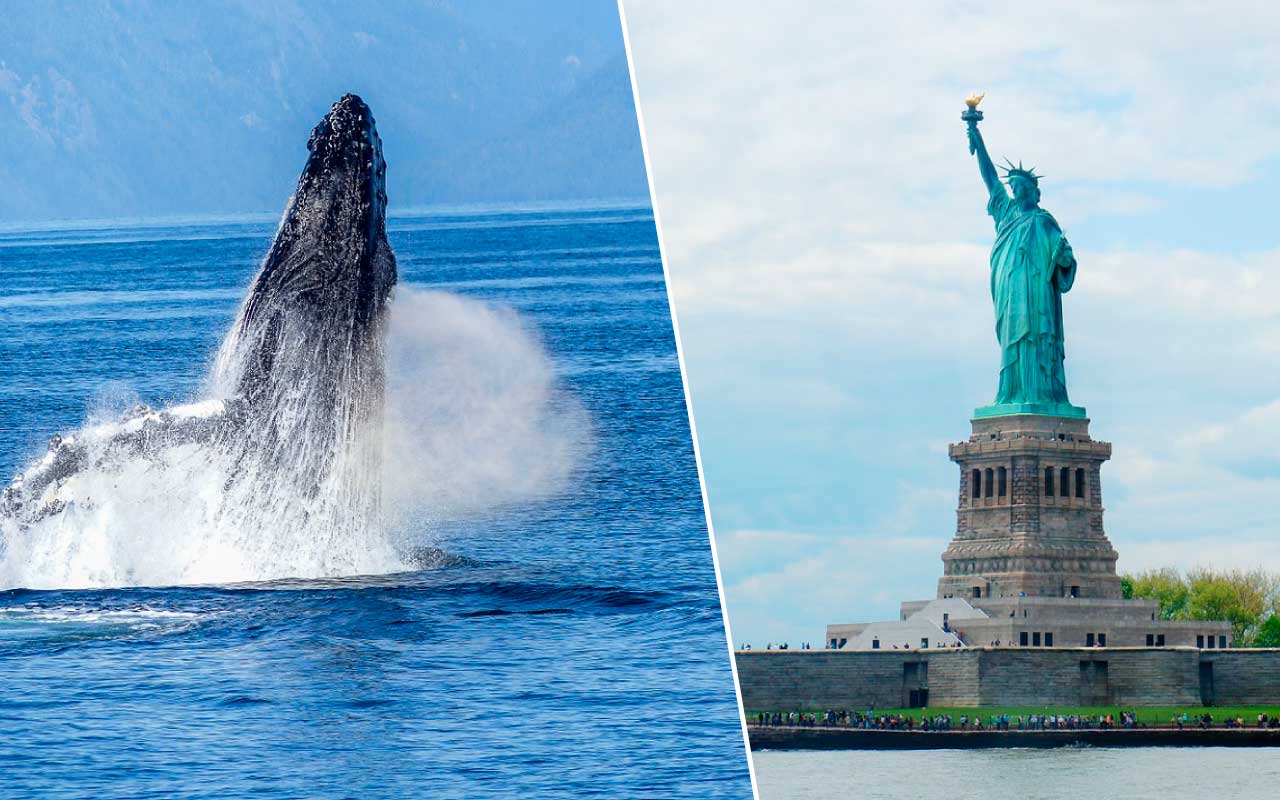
[963, 94, 1084, 418]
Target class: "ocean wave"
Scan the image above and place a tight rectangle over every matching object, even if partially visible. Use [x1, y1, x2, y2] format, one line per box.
[446, 579, 671, 612]
[0, 602, 211, 652]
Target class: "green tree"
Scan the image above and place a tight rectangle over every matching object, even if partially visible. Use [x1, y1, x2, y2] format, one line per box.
[1122, 567, 1280, 645]
[1124, 567, 1189, 620]
[1256, 615, 1280, 649]
[1184, 568, 1271, 645]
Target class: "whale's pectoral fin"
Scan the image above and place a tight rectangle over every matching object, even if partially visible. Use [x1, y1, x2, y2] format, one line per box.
[1, 437, 87, 521]
[1, 402, 244, 526]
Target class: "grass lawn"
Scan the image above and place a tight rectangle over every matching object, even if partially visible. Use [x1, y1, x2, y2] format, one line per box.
[749, 706, 1280, 725]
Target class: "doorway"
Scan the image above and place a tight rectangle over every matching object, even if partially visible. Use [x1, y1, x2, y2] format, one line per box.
[1079, 660, 1109, 705]
[1199, 661, 1215, 706]
[902, 662, 928, 708]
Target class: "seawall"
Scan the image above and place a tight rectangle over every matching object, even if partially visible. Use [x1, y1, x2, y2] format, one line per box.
[736, 647, 1280, 710]
[749, 725, 1280, 750]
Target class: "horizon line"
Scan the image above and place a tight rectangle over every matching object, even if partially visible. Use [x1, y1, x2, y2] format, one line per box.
[0, 196, 654, 236]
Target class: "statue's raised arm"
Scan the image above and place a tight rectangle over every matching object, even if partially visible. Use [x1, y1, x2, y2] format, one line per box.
[962, 93, 1004, 199]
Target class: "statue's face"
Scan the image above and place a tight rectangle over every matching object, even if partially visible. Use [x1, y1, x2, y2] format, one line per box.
[1010, 176, 1038, 206]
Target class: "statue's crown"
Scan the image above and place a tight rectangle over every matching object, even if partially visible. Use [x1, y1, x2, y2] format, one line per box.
[1001, 159, 1041, 186]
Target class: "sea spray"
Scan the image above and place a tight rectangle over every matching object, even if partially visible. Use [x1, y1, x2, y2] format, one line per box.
[383, 287, 589, 526]
[0, 287, 584, 589]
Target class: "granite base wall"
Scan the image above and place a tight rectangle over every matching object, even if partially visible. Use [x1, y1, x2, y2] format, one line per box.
[737, 648, 1280, 710]
[1206, 651, 1280, 706]
[735, 651, 923, 711]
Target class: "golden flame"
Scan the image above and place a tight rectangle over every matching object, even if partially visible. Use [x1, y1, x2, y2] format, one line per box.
[965, 92, 985, 109]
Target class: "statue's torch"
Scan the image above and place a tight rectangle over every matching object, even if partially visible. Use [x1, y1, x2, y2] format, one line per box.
[962, 92, 985, 155]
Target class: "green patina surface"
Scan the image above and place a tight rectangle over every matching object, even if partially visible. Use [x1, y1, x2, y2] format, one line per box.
[965, 101, 1082, 419]
[973, 401, 1085, 419]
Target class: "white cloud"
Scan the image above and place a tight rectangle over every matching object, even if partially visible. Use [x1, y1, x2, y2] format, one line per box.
[1121, 535, 1280, 575]
[719, 529, 948, 646]
[627, 2, 1280, 293]
[1176, 397, 1280, 467]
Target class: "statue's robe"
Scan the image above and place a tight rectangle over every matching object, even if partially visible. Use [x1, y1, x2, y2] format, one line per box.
[987, 187, 1075, 406]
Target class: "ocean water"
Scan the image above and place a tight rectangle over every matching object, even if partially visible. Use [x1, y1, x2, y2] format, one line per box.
[752, 747, 1280, 798]
[0, 205, 752, 799]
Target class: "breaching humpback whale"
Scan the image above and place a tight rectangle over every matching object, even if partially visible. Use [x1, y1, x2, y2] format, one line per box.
[0, 94, 399, 582]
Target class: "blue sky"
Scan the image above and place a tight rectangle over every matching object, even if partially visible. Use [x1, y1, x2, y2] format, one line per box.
[0, 0, 645, 221]
[626, 2, 1280, 646]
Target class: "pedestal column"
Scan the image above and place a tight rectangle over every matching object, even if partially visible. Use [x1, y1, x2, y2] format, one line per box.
[939, 414, 1120, 600]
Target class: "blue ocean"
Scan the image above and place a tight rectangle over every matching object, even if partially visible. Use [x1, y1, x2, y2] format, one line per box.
[0, 205, 752, 799]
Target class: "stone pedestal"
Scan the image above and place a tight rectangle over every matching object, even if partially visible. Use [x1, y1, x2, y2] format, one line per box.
[938, 414, 1121, 601]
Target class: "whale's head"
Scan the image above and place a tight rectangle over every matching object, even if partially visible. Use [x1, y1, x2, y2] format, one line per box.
[299, 93, 389, 255]
[227, 94, 398, 404]
[243, 94, 396, 332]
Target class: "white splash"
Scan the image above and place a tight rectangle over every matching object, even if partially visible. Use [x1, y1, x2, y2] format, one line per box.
[383, 288, 589, 525]
[0, 287, 584, 590]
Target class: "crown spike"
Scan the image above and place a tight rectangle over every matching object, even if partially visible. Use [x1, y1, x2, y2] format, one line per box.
[999, 158, 1042, 186]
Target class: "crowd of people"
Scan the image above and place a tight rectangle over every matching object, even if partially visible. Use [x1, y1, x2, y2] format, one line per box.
[1016, 712, 1137, 730]
[741, 642, 816, 650]
[1173, 713, 1280, 729]
[752, 709, 1280, 730]
[754, 711, 919, 729]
